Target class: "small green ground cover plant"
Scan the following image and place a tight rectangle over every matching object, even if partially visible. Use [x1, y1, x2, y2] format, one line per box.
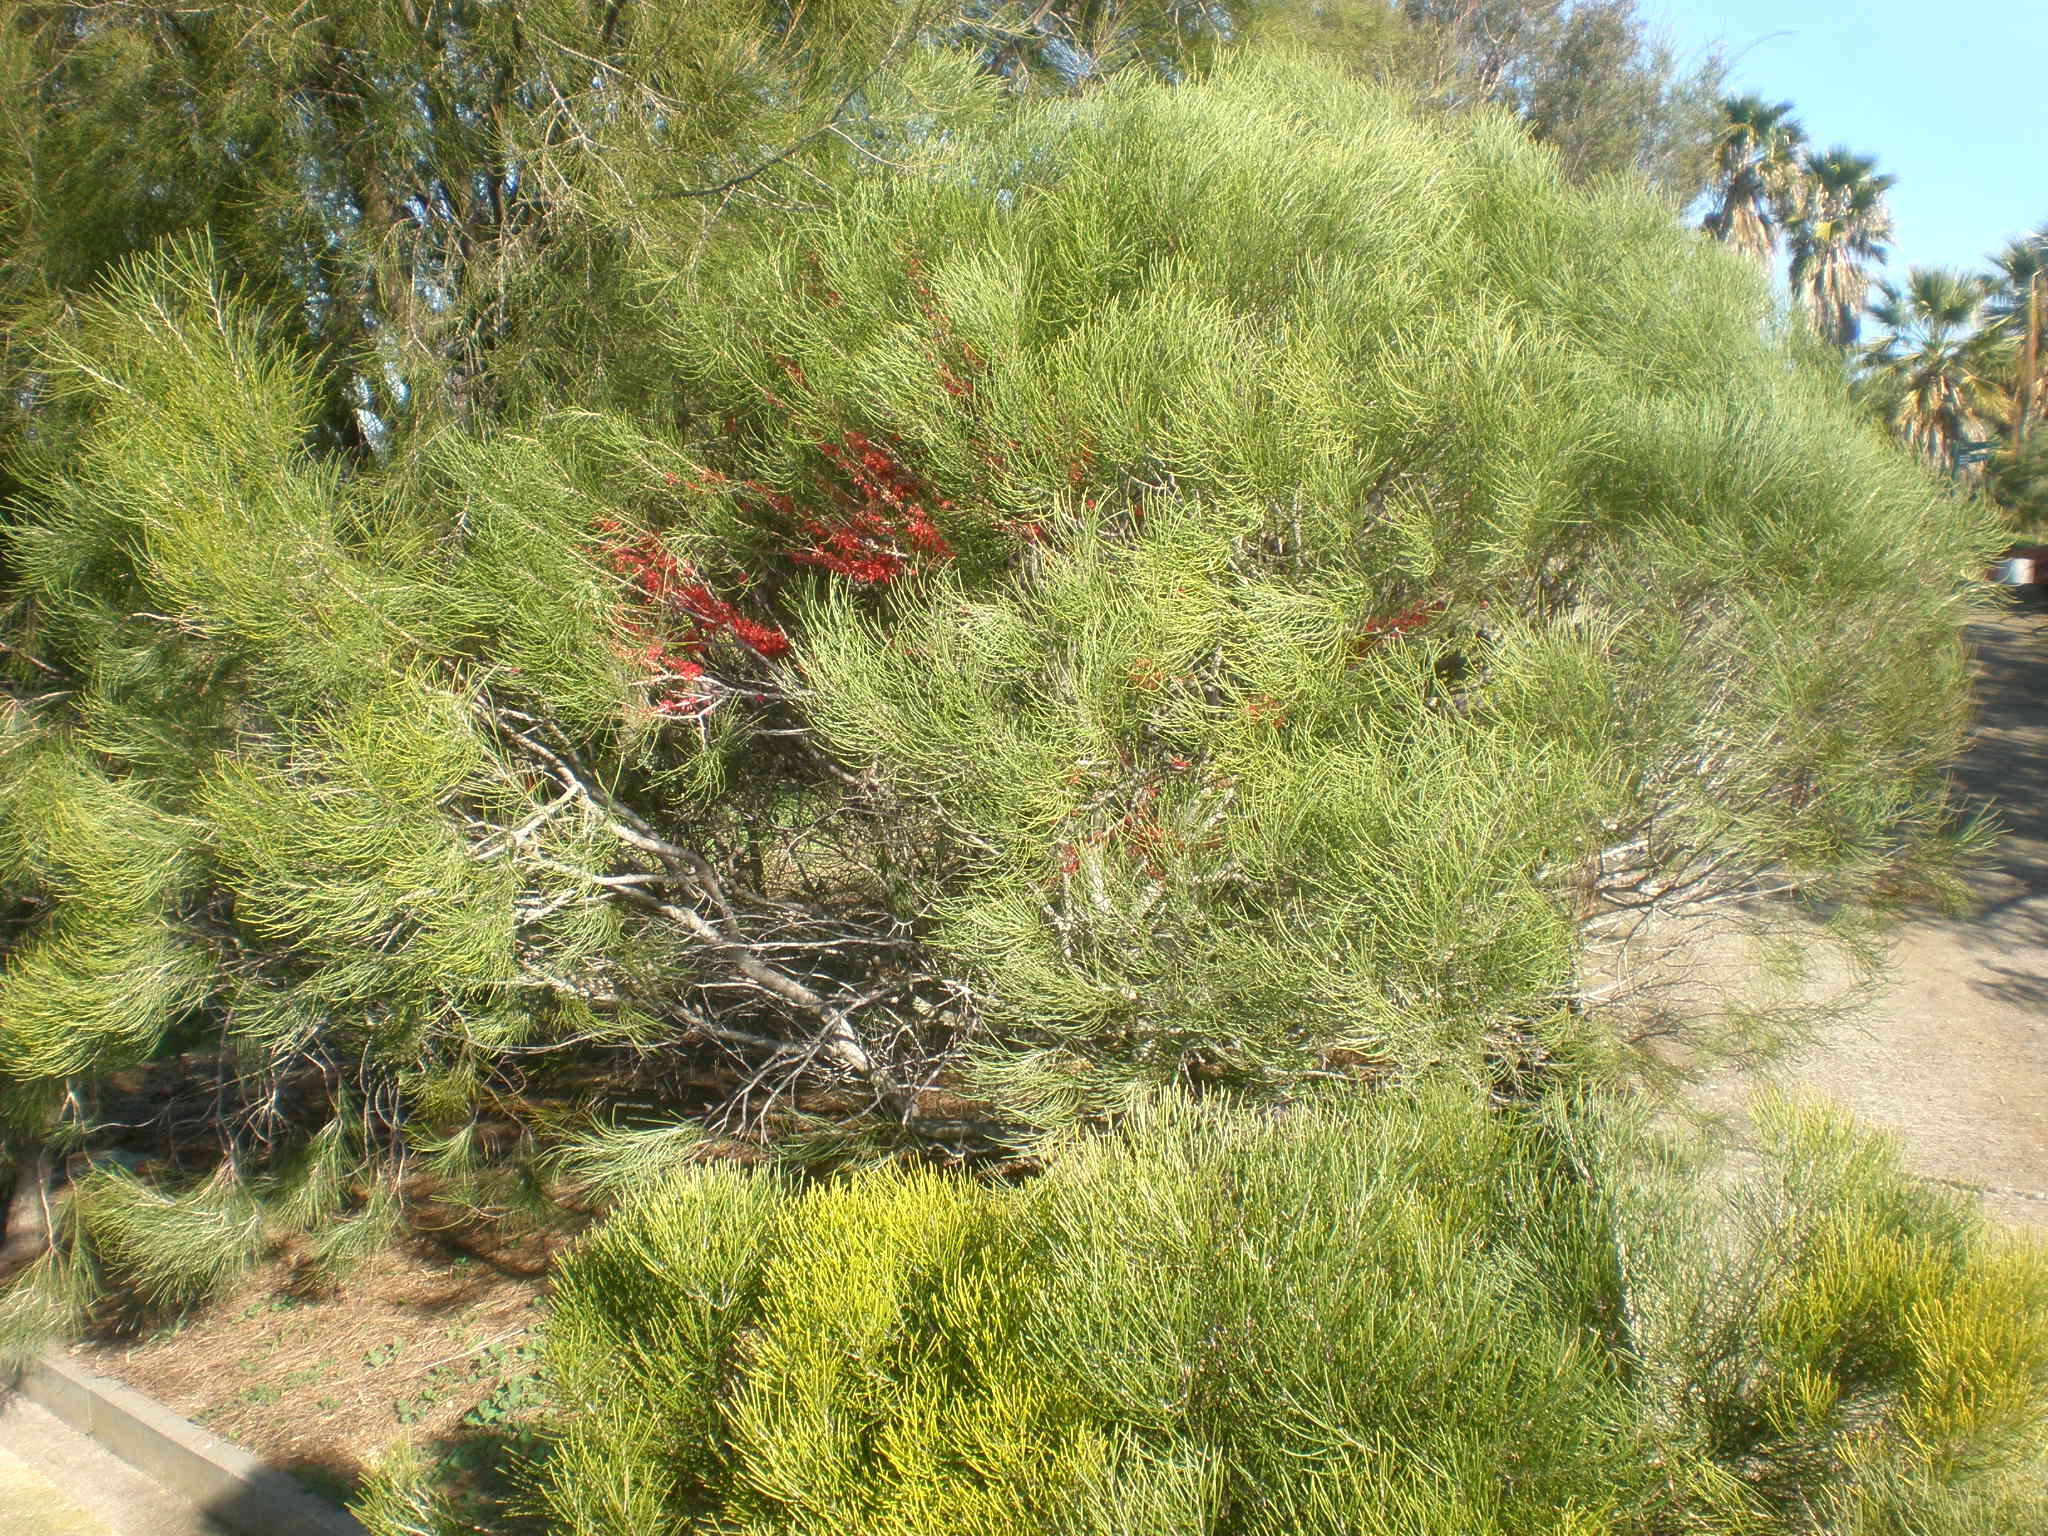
[517, 1089, 2048, 1536]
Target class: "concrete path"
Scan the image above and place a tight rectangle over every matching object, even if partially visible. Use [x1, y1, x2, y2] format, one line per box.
[0, 1394, 229, 1536]
[1691, 605, 2048, 1225]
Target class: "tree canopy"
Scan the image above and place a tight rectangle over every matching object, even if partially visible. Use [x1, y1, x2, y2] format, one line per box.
[1, 1, 1726, 461]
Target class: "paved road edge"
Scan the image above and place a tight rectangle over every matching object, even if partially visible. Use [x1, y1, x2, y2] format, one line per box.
[4, 1354, 366, 1536]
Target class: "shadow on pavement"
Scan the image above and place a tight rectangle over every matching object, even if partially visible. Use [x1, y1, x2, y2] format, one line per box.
[1955, 598, 2048, 1000]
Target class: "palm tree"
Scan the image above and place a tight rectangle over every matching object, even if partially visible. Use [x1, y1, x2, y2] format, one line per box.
[1787, 148, 1896, 348]
[1700, 95, 1806, 266]
[1988, 227, 2047, 450]
[1860, 267, 2006, 476]
[1988, 230, 2047, 310]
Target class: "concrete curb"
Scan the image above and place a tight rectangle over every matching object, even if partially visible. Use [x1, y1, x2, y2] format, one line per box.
[6, 1354, 366, 1536]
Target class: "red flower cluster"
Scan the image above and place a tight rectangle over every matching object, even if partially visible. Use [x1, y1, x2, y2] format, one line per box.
[593, 518, 789, 717]
[762, 430, 956, 585]
[1356, 597, 1447, 644]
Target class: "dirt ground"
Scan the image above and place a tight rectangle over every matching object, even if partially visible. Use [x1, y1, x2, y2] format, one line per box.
[1689, 601, 2048, 1226]
[69, 1229, 555, 1517]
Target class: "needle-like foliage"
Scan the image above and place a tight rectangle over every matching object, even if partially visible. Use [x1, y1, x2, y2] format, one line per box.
[532, 1089, 2048, 1536]
[616, 49, 1995, 1121]
[0, 47, 2001, 1321]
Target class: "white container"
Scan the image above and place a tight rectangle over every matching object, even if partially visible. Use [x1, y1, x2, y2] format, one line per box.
[1997, 557, 2036, 585]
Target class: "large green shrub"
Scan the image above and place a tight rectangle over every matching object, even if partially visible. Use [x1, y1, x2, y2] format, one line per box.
[0, 47, 1997, 1321]
[613, 49, 1995, 1120]
[531, 1090, 2048, 1535]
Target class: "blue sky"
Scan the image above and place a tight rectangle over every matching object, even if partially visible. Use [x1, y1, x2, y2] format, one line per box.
[1655, 0, 2046, 283]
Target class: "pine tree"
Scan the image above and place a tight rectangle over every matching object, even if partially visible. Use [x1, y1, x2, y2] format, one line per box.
[2, 0, 1231, 455]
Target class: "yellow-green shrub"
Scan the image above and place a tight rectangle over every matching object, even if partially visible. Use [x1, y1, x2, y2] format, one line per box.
[531, 1092, 2048, 1536]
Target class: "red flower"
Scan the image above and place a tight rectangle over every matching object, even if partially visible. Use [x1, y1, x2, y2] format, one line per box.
[593, 523, 792, 712]
[728, 616, 792, 660]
